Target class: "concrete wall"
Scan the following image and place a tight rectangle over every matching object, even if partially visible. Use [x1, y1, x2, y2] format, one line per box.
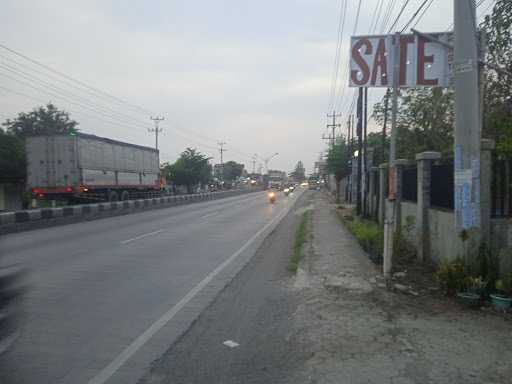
[490, 218, 512, 274]
[428, 208, 464, 263]
[400, 201, 418, 243]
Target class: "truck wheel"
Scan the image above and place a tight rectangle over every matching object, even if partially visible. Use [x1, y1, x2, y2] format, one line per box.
[120, 191, 130, 201]
[108, 191, 119, 202]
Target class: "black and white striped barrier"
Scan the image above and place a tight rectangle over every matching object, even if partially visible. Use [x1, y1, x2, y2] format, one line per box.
[0, 188, 263, 235]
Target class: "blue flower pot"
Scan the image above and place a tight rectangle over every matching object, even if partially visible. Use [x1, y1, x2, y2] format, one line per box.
[490, 294, 512, 311]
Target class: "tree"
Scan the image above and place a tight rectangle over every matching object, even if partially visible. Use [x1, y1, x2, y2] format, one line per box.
[1, 103, 78, 185]
[290, 161, 306, 182]
[372, 87, 454, 160]
[326, 137, 351, 202]
[2, 103, 78, 138]
[481, 0, 512, 158]
[222, 161, 244, 182]
[161, 148, 212, 193]
[0, 130, 25, 183]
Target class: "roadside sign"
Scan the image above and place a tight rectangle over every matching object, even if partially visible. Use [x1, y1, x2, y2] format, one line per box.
[349, 33, 453, 88]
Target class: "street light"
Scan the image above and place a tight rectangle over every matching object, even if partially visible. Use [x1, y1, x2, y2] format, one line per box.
[261, 152, 279, 174]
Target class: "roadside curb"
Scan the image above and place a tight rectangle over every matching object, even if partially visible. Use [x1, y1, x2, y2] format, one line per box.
[0, 188, 262, 235]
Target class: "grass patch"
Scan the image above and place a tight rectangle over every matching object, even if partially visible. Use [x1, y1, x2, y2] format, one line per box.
[289, 210, 311, 273]
[343, 217, 383, 264]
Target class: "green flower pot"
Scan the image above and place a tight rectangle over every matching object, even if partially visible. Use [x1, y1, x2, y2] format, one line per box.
[457, 292, 481, 308]
[490, 294, 512, 311]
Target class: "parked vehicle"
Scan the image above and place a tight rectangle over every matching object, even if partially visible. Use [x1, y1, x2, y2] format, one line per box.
[26, 133, 161, 202]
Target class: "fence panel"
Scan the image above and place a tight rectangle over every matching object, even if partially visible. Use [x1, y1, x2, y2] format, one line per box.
[431, 160, 454, 210]
[402, 167, 417, 202]
[492, 156, 512, 218]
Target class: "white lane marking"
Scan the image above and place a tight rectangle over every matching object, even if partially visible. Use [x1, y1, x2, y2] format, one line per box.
[199, 211, 220, 219]
[120, 230, 164, 245]
[87, 192, 298, 384]
[223, 340, 240, 348]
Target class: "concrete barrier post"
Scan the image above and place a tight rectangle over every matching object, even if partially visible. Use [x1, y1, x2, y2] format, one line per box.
[415, 151, 441, 262]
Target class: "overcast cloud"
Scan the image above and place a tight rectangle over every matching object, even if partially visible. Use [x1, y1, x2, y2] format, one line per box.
[0, 1, 472, 173]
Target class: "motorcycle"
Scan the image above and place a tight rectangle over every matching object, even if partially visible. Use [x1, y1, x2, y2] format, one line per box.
[268, 191, 277, 204]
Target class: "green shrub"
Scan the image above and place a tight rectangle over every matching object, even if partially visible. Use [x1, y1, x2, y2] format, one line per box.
[496, 273, 512, 296]
[346, 218, 383, 263]
[434, 259, 467, 296]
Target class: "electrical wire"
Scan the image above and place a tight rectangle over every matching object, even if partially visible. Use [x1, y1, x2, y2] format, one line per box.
[400, 0, 431, 33]
[353, 0, 363, 35]
[0, 42, 154, 116]
[380, 0, 399, 33]
[412, 0, 436, 29]
[0, 44, 258, 163]
[328, 0, 348, 112]
[388, 0, 412, 33]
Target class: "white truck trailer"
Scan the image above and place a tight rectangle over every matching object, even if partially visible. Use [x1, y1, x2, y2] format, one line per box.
[26, 133, 160, 202]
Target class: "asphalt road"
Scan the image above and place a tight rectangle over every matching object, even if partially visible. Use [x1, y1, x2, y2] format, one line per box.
[0, 189, 302, 384]
[139, 190, 313, 384]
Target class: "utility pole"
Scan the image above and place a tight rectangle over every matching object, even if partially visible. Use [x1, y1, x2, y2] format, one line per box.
[252, 154, 258, 174]
[218, 141, 227, 165]
[363, 87, 368, 216]
[327, 111, 342, 147]
[218, 141, 227, 183]
[382, 88, 390, 164]
[454, 0, 481, 240]
[356, 87, 363, 216]
[383, 32, 401, 280]
[149, 116, 165, 150]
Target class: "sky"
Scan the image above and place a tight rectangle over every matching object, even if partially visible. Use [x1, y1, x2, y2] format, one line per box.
[0, 0, 494, 174]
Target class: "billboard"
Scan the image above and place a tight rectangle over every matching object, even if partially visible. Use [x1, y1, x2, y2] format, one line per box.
[349, 33, 453, 88]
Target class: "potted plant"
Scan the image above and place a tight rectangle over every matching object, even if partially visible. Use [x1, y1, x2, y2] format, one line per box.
[490, 273, 512, 311]
[457, 276, 487, 308]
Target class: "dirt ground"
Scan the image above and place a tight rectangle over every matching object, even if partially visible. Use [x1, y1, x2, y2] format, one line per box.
[286, 193, 512, 384]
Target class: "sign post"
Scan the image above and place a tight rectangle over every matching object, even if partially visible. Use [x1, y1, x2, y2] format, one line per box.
[349, 30, 455, 279]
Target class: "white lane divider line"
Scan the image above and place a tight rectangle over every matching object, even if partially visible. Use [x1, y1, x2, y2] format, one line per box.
[199, 211, 220, 220]
[223, 340, 240, 348]
[120, 229, 164, 245]
[87, 194, 297, 384]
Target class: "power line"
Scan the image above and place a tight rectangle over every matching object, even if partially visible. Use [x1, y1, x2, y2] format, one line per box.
[353, 0, 363, 35]
[334, 0, 362, 113]
[0, 43, 259, 163]
[412, 0, 436, 29]
[388, 0, 412, 33]
[371, 0, 386, 34]
[380, 0, 398, 33]
[328, 0, 348, 112]
[0, 42, 154, 116]
[0, 62, 151, 128]
[400, 0, 431, 33]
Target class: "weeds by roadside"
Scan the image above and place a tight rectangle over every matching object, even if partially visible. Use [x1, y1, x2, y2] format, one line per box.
[289, 210, 311, 273]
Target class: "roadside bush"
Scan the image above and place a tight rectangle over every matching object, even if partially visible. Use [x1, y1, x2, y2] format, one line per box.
[346, 218, 383, 263]
[434, 259, 467, 296]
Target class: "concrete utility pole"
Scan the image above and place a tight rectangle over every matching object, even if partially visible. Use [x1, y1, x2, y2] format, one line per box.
[327, 111, 342, 147]
[383, 32, 401, 280]
[356, 87, 363, 215]
[454, 0, 481, 241]
[363, 87, 368, 216]
[382, 89, 390, 163]
[149, 116, 165, 150]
